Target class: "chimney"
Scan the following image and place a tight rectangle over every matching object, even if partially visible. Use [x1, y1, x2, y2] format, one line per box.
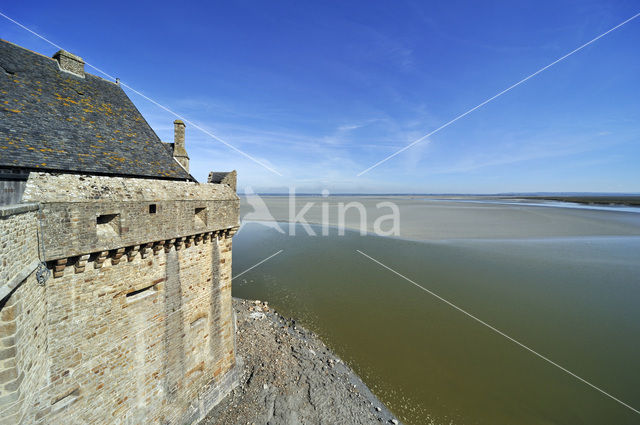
[172, 120, 189, 172]
[52, 50, 85, 77]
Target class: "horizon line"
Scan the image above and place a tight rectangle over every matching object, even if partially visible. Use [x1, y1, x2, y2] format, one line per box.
[238, 192, 640, 196]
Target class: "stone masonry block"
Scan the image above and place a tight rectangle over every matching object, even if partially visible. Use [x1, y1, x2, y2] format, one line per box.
[0, 345, 16, 361]
[0, 305, 16, 322]
[74, 254, 90, 274]
[0, 366, 18, 383]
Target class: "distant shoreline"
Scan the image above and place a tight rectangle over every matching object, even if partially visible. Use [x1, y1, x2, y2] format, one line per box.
[512, 195, 640, 207]
[239, 193, 640, 207]
[241, 193, 640, 207]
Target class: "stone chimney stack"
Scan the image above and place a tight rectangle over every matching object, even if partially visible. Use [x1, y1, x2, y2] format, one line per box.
[172, 120, 189, 172]
[52, 50, 85, 77]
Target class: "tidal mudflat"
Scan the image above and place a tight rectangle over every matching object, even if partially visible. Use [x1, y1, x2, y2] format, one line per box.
[240, 195, 640, 240]
[233, 197, 640, 425]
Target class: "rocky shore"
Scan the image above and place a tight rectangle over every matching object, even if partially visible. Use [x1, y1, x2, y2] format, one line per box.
[200, 298, 401, 425]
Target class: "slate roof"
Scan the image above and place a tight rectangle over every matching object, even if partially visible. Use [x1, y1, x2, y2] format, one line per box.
[207, 172, 233, 184]
[0, 40, 193, 180]
[208, 170, 236, 191]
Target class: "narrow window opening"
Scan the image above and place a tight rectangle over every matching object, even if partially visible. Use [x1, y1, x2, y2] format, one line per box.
[194, 207, 207, 226]
[190, 313, 208, 327]
[97, 213, 116, 225]
[149, 204, 157, 214]
[96, 213, 120, 238]
[126, 283, 158, 301]
[52, 387, 80, 412]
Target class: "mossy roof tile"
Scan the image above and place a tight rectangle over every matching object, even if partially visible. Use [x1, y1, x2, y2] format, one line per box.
[0, 40, 192, 181]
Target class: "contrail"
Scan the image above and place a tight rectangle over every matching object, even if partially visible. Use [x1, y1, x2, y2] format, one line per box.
[357, 12, 640, 176]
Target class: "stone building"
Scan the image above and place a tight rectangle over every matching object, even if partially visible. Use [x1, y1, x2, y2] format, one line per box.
[0, 39, 240, 424]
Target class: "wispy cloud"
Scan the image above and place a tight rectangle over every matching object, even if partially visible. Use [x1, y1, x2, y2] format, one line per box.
[421, 130, 633, 175]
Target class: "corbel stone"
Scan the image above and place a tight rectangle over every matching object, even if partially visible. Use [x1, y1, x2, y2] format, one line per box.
[95, 251, 108, 269]
[185, 235, 194, 248]
[140, 243, 153, 259]
[194, 234, 203, 245]
[164, 239, 176, 253]
[127, 245, 140, 262]
[54, 258, 67, 278]
[228, 226, 239, 237]
[111, 248, 126, 265]
[203, 233, 211, 244]
[153, 241, 165, 255]
[175, 237, 185, 251]
[74, 254, 90, 274]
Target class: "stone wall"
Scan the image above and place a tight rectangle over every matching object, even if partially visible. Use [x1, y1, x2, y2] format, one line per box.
[0, 181, 27, 206]
[0, 204, 40, 298]
[0, 172, 241, 424]
[0, 204, 49, 425]
[22, 173, 239, 261]
[14, 226, 237, 425]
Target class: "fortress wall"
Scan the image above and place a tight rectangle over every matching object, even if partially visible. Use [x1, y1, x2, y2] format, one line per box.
[0, 205, 49, 425]
[22, 173, 239, 261]
[0, 204, 40, 296]
[35, 198, 238, 260]
[0, 173, 240, 424]
[18, 231, 237, 425]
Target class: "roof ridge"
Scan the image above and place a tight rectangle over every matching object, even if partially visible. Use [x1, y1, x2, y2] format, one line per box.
[0, 38, 57, 61]
[0, 39, 120, 86]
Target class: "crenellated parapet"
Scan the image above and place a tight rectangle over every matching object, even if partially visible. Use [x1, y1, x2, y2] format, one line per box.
[21, 173, 240, 261]
[47, 227, 240, 278]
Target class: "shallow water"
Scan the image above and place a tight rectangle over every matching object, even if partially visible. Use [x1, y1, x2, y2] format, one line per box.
[232, 200, 640, 425]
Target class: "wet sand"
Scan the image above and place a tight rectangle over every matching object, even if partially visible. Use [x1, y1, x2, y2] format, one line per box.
[240, 196, 640, 240]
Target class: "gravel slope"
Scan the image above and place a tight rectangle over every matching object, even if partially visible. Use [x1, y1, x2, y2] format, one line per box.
[200, 298, 401, 425]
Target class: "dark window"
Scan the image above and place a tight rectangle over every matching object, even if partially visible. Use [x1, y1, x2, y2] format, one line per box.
[97, 214, 117, 225]
[195, 207, 207, 226]
[149, 204, 157, 214]
[126, 284, 158, 301]
[96, 213, 120, 238]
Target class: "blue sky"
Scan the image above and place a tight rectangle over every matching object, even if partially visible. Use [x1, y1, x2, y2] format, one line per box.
[2, 1, 639, 193]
